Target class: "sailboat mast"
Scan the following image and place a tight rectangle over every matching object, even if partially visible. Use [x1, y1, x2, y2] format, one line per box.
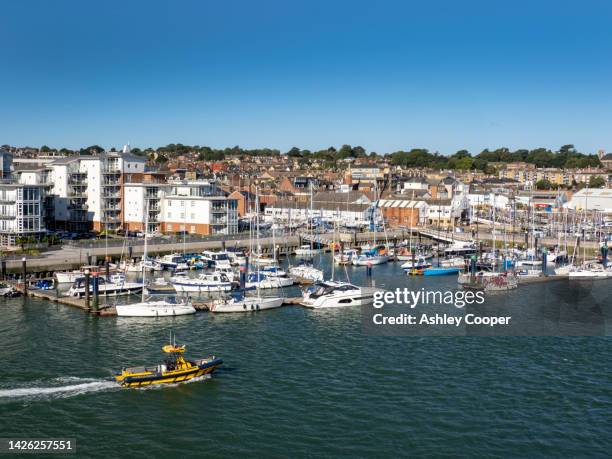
[141, 196, 149, 303]
[255, 187, 261, 298]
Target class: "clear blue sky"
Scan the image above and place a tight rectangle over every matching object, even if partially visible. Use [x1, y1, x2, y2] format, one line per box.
[1, 0, 611, 155]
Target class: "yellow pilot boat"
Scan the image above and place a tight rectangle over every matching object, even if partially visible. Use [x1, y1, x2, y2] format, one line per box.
[115, 339, 223, 388]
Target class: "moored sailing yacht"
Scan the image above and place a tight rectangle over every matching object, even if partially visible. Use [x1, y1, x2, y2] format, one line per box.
[210, 187, 283, 312]
[115, 201, 196, 317]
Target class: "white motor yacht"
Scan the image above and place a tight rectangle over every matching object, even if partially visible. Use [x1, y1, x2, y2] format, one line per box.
[289, 265, 324, 283]
[169, 272, 232, 293]
[214, 266, 237, 282]
[294, 244, 321, 258]
[227, 248, 248, 266]
[245, 272, 293, 289]
[67, 276, 143, 297]
[201, 251, 233, 269]
[301, 281, 377, 308]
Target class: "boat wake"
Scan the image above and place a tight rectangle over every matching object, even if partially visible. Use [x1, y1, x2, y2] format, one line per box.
[0, 377, 117, 402]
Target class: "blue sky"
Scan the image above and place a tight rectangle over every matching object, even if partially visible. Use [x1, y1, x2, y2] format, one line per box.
[1, 0, 611, 154]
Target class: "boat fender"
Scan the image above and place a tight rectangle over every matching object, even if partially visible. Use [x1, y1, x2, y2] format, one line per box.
[256, 304, 260, 310]
[243, 304, 246, 310]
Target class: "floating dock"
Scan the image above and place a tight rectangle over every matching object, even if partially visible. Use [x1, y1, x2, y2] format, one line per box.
[21, 286, 304, 316]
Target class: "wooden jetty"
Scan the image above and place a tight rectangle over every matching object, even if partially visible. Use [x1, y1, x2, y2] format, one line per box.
[20, 286, 305, 317]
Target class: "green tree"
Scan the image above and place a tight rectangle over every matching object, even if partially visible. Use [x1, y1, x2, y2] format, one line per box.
[588, 176, 606, 188]
[535, 179, 553, 190]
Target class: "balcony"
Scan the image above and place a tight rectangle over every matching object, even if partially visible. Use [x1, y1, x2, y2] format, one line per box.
[102, 166, 121, 175]
[102, 179, 120, 187]
[68, 188, 87, 198]
[102, 191, 120, 198]
[68, 201, 88, 210]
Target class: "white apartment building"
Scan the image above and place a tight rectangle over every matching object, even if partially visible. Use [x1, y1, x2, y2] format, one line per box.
[14, 149, 146, 232]
[124, 180, 239, 236]
[162, 181, 238, 235]
[0, 183, 46, 247]
[264, 200, 371, 225]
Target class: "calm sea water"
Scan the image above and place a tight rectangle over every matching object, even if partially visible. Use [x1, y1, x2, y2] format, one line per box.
[1, 258, 611, 457]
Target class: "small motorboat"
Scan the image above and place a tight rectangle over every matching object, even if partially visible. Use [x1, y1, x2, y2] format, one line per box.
[145, 277, 177, 295]
[294, 244, 321, 258]
[423, 267, 461, 276]
[288, 263, 323, 283]
[401, 257, 432, 270]
[115, 338, 222, 387]
[334, 249, 358, 265]
[33, 279, 55, 290]
[0, 282, 14, 296]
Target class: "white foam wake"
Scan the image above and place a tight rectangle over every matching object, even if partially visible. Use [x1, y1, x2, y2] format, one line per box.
[0, 379, 117, 401]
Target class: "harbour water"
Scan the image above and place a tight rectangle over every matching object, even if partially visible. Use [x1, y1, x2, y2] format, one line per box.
[1, 258, 611, 457]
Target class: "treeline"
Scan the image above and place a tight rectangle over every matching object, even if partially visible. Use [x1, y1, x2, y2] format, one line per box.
[389, 145, 601, 171]
[22, 143, 604, 171]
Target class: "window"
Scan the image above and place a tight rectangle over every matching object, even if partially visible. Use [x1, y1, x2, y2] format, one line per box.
[190, 213, 195, 219]
[167, 224, 173, 231]
[191, 201, 195, 207]
[168, 212, 172, 218]
[190, 225, 195, 233]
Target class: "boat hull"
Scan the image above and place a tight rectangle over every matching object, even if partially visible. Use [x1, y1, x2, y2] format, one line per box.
[115, 302, 196, 317]
[209, 297, 284, 313]
[352, 255, 389, 266]
[116, 358, 223, 387]
[423, 267, 461, 276]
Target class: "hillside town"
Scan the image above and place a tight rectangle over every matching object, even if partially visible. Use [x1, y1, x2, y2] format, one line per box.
[0, 143, 610, 248]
